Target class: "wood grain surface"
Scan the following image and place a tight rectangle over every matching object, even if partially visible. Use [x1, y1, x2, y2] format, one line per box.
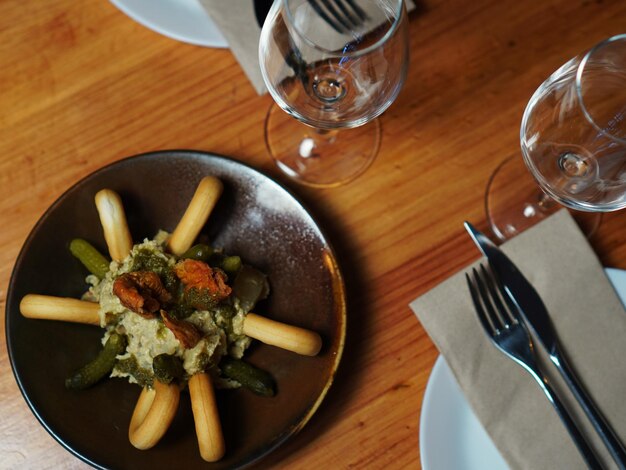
[1, 1, 626, 469]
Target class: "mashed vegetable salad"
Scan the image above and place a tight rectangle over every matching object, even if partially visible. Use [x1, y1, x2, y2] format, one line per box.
[80, 231, 270, 391]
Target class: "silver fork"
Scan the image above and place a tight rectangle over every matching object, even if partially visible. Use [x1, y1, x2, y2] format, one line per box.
[307, 0, 368, 33]
[466, 264, 603, 469]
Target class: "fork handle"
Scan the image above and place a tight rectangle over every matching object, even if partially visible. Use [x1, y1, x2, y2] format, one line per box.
[553, 349, 626, 469]
[530, 370, 603, 469]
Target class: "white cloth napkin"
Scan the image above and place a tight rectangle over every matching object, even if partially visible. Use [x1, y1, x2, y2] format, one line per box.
[410, 210, 626, 469]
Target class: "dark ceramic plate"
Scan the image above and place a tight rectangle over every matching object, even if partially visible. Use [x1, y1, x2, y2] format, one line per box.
[6, 151, 346, 470]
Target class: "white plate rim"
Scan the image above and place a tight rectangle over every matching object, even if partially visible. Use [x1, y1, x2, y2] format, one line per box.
[108, 0, 228, 48]
[419, 267, 626, 470]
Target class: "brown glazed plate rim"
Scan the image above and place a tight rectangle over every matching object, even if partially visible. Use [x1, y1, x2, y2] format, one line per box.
[5, 150, 346, 469]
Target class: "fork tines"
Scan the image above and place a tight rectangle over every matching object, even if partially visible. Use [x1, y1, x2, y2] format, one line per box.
[466, 264, 517, 335]
[307, 0, 368, 34]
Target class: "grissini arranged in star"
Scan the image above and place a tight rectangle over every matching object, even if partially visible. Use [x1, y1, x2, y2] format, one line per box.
[128, 380, 180, 450]
[20, 295, 100, 325]
[243, 313, 322, 356]
[18, 176, 323, 462]
[189, 372, 226, 462]
[168, 176, 223, 256]
[94, 189, 133, 262]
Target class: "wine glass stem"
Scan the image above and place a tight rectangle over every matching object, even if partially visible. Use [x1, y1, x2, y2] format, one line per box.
[298, 129, 339, 158]
[537, 192, 556, 210]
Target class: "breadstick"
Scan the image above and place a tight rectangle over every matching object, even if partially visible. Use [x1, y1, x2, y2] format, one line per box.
[189, 373, 225, 462]
[94, 189, 133, 262]
[168, 176, 223, 256]
[19, 294, 100, 325]
[129, 381, 180, 450]
[243, 313, 322, 356]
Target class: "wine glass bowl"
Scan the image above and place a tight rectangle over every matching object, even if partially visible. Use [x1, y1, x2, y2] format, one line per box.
[521, 34, 626, 212]
[259, 0, 409, 187]
[487, 34, 626, 240]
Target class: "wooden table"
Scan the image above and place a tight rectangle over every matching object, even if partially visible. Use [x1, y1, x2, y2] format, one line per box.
[1, 1, 625, 468]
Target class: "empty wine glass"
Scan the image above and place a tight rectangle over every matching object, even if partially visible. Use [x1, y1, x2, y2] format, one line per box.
[487, 34, 626, 240]
[258, 0, 409, 188]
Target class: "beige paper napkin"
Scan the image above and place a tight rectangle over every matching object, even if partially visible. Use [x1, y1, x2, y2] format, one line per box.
[198, 0, 268, 94]
[411, 210, 626, 469]
[199, 0, 416, 94]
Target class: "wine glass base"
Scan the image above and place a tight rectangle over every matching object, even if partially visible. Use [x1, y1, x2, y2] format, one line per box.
[264, 103, 381, 188]
[485, 156, 602, 241]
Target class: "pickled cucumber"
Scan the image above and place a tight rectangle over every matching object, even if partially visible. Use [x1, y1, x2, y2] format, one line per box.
[220, 255, 242, 275]
[115, 354, 153, 388]
[220, 357, 275, 397]
[181, 244, 213, 262]
[232, 265, 269, 312]
[153, 353, 185, 384]
[69, 238, 110, 279]
[65, 333, 126, 390]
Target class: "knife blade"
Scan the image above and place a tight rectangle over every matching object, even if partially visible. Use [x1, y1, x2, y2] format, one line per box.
[464, 221, 626, 470]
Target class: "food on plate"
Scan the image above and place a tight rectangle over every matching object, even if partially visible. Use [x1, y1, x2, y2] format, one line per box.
[94, 189, 133, 262]
[20, 294, 100, 325]
[19, 176, 322, 462]
[243, 312, 322, 356]
[128, 379, 180, 450]
[220, 357, 276, 397]
[168, 175, 223, 256]
[65, 333, 126, 390]
[188, 372, 225, 462]
[69, 238, 110, 280]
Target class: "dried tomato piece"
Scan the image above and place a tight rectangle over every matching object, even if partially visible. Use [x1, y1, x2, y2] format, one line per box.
[113, 271, 172, 318]
[160, 310, 203, 349]
[173, 259, 232, 309]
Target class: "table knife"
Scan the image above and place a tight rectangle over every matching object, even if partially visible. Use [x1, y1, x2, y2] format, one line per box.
[464, 221, 626, 470]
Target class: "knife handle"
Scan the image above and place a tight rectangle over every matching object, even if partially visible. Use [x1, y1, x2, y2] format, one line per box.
[554, 348, 626, 469]
[527, 367, 603, 469]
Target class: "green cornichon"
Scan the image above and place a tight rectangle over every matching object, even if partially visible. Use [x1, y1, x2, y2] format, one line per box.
[69, 238, 110, 279]
[220, 357, 276, 397]
[152, 353, 185, 384]
[233, 265, 270, 313]
[115, 355, 153, 388]
[181, 244, 213, 262]
[65, 333, 127, 390]
[221, 256, 242, 275]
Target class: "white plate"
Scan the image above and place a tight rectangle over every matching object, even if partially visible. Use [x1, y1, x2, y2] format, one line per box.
[420, 268, 626, 470]
[109, 0, 228, 48]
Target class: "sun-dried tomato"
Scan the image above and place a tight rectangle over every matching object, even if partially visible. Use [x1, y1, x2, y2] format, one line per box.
[160, 310, 203, 349]
[173, 259, 232, 309]
[113, 271, 172, 318]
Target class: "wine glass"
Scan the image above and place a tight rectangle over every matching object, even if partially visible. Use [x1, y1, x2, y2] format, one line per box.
[258, 0, 409, 188]
[487, 34, 626, 240]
